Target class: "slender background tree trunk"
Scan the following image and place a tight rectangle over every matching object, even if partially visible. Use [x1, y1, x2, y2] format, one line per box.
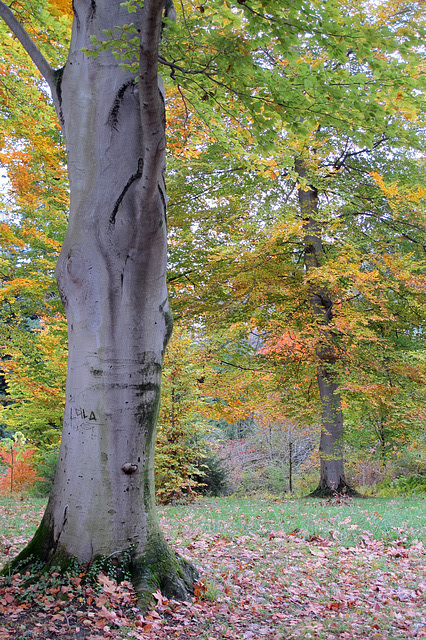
[295, 157, 352, 496]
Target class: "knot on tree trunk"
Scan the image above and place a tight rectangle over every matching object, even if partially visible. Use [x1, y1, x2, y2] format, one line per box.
[122, 463, 138, 474]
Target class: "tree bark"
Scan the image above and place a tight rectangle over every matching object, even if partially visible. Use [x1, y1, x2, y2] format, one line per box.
[1, 0, 197, 603]
[288, 438, 293, 493]
[295, 158, 353, 497]
[315, 366, 347, 493]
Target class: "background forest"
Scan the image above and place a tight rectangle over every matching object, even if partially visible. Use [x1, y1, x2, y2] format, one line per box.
[0, 0, 425, 502]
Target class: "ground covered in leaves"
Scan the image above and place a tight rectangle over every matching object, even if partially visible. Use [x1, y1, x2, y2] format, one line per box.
[0, 495, 425, 639]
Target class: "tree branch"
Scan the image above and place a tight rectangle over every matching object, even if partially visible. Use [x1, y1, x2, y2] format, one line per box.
[220, 359, 273, 373]
[0, 0, 56, 95]
[167, 269, 194, 283]
[158, 54, 218, 77]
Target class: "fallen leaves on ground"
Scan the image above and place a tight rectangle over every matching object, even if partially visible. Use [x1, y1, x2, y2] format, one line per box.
[0, 499, 425, 639]
[0, 498, 45, 569]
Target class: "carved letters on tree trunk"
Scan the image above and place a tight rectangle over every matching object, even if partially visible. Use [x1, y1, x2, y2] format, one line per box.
[0, 0, 197, 602]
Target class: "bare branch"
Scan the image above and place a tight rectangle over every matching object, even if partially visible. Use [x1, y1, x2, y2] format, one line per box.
[158, 54, 217, 77]
[220, 359, 273, 374]
[0, 0, 56, 96]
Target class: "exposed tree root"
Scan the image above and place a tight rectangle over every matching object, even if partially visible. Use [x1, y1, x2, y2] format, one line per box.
[307, 481, 365, 499]
[2, 516, 198, 610]
[131, 536, 198, 609]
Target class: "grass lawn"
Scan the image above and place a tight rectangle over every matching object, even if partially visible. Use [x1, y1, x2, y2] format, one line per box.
[0, 494, 425, 639]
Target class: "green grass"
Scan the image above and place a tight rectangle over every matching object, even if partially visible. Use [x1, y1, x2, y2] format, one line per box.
[0, 494, 46, 568]
[1, 494, 425, 640]
[2, 494, 424, 552]
[158, 495, 426, 547]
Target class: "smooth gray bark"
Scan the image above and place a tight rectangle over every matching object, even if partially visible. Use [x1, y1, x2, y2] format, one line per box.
[1, 0, 196, 600]
[295, 158, 351, 495]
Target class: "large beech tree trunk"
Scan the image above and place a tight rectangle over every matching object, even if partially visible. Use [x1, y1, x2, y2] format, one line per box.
[0, 0, 196, 601]
[295, 158, 353, 497]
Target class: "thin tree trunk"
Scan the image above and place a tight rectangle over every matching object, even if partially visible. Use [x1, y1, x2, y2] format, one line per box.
[376, 416, 387, 468]
[1, 0, 197, 603]
[9, 443, 13, 494]
[316, 366, 347, 492]
[295, 158, 352, 496]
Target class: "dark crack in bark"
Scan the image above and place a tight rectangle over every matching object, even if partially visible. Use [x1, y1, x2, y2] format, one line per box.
[109, 158, 144, 225]
[87, 0, 96, 24]
[54, 67, 65, 126]
[72, 0, 80, 30]
[108, 80, 133, 130]
[157, 184, 167, 220]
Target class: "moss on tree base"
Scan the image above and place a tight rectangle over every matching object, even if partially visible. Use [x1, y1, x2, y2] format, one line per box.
[131, 537, 198, 609]
[2, 518, 198, 610]
[307, 481, 365, 499]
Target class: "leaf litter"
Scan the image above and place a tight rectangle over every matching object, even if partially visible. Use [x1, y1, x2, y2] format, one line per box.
[0, 496, 425, 639]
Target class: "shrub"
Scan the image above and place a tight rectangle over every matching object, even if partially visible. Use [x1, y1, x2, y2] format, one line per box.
[195, 454, 229, 496]
[235, 463, 289, 496]
[31, 446, 59, 497]
[375, 474, 426, 497]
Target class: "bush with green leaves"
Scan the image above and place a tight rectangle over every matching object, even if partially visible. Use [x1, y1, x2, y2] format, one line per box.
[375, 474, 426, 497]
[30, 446, 59, 497]
[194, 454, 229, 497]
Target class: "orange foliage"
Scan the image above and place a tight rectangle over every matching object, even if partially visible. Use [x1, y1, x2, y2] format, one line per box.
[0, 444, 38, 494]
[48, 0, 73, 17]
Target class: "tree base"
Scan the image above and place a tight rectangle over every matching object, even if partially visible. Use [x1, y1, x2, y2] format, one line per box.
[307, 481, 365, 499]
[2, 520, 198, 610]
[131, 539, 198, 609]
